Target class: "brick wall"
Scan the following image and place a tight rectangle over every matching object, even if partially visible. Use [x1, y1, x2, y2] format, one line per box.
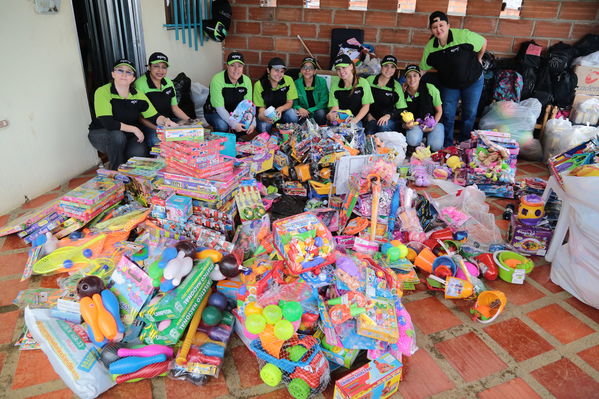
[225, 0, 599, 78]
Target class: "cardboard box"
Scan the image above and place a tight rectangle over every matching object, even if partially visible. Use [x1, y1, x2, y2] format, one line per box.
[574, 65, 599, 96]
[333, 353, 402, 399]
[508, 215, 554, 256]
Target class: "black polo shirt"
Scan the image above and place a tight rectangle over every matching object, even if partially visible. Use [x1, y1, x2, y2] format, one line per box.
[89, 83, 157, 130]
[204, 70, 253, 114]
[135, 72, 177, 118]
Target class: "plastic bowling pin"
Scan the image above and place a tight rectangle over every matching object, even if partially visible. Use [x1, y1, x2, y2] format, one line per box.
[101, 289, 125, 333]
[115, 360, 170, 384]
[118, 344, 173, 358]
[92, 293, 118, 340]
[80, 296, 104, 342]
[109, 354, 167, 374]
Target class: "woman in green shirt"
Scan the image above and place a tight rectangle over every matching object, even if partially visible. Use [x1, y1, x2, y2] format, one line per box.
[365, 55, 403, 135]
[293, 57, 328, 125]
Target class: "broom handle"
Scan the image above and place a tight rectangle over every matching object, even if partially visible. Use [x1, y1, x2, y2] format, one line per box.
[297, 35, 323, 70]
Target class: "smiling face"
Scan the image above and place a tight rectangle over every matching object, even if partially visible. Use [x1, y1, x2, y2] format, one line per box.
[335, 64, 353, 81]
[405, 70, 421, 90]
[301, 63, 316, 80]
[381, 63, 397, 79]
[149, 62, 168, 82]
[268, 67, 285, 83]
[112, 65, 135, 85]
[226, 62, 244, 82]
[430, 20, 449, 42]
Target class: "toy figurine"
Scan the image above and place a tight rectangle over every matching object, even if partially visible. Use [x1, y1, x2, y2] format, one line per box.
[416, 114, 436, 129]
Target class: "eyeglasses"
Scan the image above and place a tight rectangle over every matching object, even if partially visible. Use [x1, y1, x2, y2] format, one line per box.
[114, 68, 135, 76]
[301, 65, 315, 71]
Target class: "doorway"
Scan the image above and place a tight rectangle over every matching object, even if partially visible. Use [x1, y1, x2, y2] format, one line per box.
[72, 0, 146, 106]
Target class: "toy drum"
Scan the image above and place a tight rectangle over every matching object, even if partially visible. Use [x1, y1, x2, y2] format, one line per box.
[517, 194, 544, 226]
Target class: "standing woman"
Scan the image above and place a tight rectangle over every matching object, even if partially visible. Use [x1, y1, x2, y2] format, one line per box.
[365, 55, 403, 135]
[419, 11, 487, 147]
[135, 52, 191, 148]
[88, 59, 177, 170]
[293, 57, 328, 125]
[327, 54, 373, 127]
[402, 65, 444, 152]
[253, 57, 299, 133]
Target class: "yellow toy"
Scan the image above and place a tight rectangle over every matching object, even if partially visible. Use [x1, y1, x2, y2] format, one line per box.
[446, 155, 464, 171]
[400, 111, 418, 125]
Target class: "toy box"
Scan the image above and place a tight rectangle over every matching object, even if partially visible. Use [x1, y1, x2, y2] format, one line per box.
[166, 194, 193, 223]
[313, 328, 360, 368]
[333, 353, 402, 399]
[228, 99, 256, 130]
[508, 215, 554, 256]
[157, 121, 205, 141]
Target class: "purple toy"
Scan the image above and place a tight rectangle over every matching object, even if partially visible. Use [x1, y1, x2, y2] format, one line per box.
[412, 165, 431, 187]
[416, 114, 436, 129]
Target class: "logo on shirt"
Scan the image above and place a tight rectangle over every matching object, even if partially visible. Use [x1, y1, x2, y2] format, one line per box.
[385, 92, 393, 97]
[238, 88, 246, 94]
[130, 100, 138, 104]
[354, 89, 362, 95]
[450, 47, 460, 53]
[280, 87, 289, 93]
[165, 89, 173, 96]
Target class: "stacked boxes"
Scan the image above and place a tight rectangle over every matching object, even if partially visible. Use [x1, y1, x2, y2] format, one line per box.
[55, 176, 125, 223]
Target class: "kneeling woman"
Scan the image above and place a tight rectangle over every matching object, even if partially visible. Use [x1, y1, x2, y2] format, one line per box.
[253, 57, 299, 133]
[365, 55, 403, 135]
[88, 59, 177, 170]
[402, 65, 444, 152]
[327, 54, 373, 127]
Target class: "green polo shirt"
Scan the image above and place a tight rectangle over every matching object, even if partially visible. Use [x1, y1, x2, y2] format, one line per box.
[403, 83, 442, 107]
[89, 83, 157, 130]
[420, 28, 485, 89]
[253, 75, 298, 108]
[328, 76, 374, 116]
[134, 72, 177, 118]
[293, 75, 329, 113]
[366, 74, 405, 119]
[205, 70, 253, 113]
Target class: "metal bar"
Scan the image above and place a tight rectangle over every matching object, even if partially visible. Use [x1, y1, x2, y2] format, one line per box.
[187, 0, 192, 47]
[174, 0, 179, 40]
[193, 0, 198, 50]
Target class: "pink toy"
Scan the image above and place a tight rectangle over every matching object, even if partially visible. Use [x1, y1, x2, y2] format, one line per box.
[118, 344, 174, 358]
[163, 250, 193, 286]
[412, 165, 430, 187]
[416, 114, 436, 129]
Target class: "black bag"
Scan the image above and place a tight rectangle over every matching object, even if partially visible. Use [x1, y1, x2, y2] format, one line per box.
[547, 42, 577, 76]
[203, 0, 231, 42]
[517, 40, 543, 69]
[533, 60, 554, 107]
[172, 72, 196, 119]
[520, 66, 537, 100]
[573, 34, 599, 57]
[553, 70, 578, 108]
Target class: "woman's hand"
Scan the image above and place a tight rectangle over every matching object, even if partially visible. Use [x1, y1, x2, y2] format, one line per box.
[233, 123, 246, 133]
[274, 107, 284, 120]
[377, 114, 391, 126]
[297, 108, 309, 118]
[132, 127, 145, 143]
[422, 126, 433, 133]
[158, 115, 178, 127]
[327, 110, 338, 122]
[403, 120, 415, 130]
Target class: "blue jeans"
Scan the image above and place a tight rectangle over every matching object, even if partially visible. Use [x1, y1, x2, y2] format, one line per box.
[88, 128, 147, 170]
[205, 112, 230, 133]
[364, 118, 398, 135]
[256, 108, 299, 133]
[406, 123, 445, 152]
[440, 74, 484, 147]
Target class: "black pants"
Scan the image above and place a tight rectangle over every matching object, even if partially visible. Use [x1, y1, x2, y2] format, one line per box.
[88, 128, 147, 170]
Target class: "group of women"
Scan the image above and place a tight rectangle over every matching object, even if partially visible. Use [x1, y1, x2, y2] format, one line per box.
[89, 10, 486, 170]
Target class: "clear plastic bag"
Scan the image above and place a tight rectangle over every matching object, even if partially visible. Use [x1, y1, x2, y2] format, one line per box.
[191, 82, 210, 122]
[542, 118, 573, 162]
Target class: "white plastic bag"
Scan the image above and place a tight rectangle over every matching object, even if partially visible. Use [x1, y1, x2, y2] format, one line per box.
[571, 97, 599, 125]
[190, 82, 209, 122]
[556, 125, 599, 157]
[374, 131, 406, 165]
[571, 50, 599, 67]
[24, 308, 116, 399]
[542, 118, 572, 162]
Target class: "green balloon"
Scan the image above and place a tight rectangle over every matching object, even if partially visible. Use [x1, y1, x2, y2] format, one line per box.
[280, 300, 303, 322]
[397, 244, 409, 259]
[201, 305, 223, 327]
[263, 305, 283, 324]
[245, 313, 266, 334]
[387, 246, 401, 262]
[287, 345, 308, 362]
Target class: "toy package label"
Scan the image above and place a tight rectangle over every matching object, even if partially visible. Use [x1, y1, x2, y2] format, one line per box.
[110, 256, 155, 326]
[228, 99, 256, 130]
[356, 296, 399, 343]
[334, 353, 402, 399]
[508, 215, 554, 256]
[235, 182, 266, 222]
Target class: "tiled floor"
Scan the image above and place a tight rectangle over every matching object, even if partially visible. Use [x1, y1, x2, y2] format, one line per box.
[1, 161, 599, 399]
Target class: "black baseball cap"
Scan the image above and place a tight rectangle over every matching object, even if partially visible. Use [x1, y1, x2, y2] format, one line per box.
[113, 58, 136, 73]
[268, 57, 287, 69]
[301, 57, 317, 69]
[332, 54, 352, 69]
[148, 52, 169, 66]
[404, 64, 421, 76]
[381, 55, 398, 68]
[227, 52, 245, 65]
[429, 11, 449, 28]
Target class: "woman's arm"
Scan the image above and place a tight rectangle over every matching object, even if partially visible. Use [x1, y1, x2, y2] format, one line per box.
[120, 122, 145, 143]
[257, 107, 269, 122]
[171, 105, 190, 121]
[352, 104, 370, 124]
[477, 38, 487, 63]
[139, 117, 157, 130]
[275, 100, 293, 116]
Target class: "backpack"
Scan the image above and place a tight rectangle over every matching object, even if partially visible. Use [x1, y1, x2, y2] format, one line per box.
[520, 66, 537, 100]
[547, 42, 577, 76]
[517, 40, 543, 69]
[172, 72, 196, 119]
[493, 70, 523, 102]
[553, 70, 578, 108]
[203, 0, 231, 42]
[573, 34, 599, 57]
[533, 61, 554, 107]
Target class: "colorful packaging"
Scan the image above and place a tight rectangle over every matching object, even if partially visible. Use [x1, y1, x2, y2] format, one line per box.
[166, 194, 193, 223]
[508, 215, 554, 256]
[110, 256, 155, 326]
[333, 353, 402, 399]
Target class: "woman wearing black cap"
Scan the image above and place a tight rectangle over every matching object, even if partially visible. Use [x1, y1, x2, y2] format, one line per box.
[204, 52, 255, 136]
[254, 57, 299, 133]
[365, 55, 403, 135]
[327, 54, 373, 127]
[135, 52, 191, 148]
[88, 59, 177, 170]
[293, 57, 329, 126]
[402, 65, 445, 152]
[419, 11, 487, 147]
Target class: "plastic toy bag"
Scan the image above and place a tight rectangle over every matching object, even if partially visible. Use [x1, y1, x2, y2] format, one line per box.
[373, 131, 407, 165]
[542, 118, 573, 162]
[24, 308, 116, 399]
[191, 82, 210, 122]
[571, 50, 599, 67]
[479, 99, 543, 160]
[571, 97, 599, 126]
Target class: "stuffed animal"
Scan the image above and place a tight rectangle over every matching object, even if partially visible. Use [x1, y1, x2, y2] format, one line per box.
[446, 155, 464, 172]
[412, 165, 430, 187]
[401, 111, 418, 125]
[416, 114, 436, 129]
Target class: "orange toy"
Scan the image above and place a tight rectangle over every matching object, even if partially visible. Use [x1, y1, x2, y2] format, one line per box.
[92, 294, 118, 340]
[259, 324, 285, 358]
[80, 296, 104, 341]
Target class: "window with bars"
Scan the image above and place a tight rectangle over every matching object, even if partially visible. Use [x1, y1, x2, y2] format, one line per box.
[260, 0, 276, 6]
[500, 0, 521, 19]
[305, 0, 319, 7]
[348, 0, 367, 10]
[447, 0, 468, 16]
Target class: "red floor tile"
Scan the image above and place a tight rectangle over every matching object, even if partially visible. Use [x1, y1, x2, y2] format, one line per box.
[487, 278, 545, 306]
[404, 296, 462, 335]
[397, 349, 454, 399]
[26, 388, 75, 399]
[231, 343, 263, 388]
[12, 349, 61, 389]
[0, 252, 29, 277]
[478, 377, 542, 399]
[0, 278, 30, 307]
[0, 310, 19, 344]
[483, 318, 553, 362]
[22, 194, 59, 210]
[0, 352, 6, 375]
[250, 388, 293, 399]
[68, 177, 92, 190]
[528, 264, 563, 294]
[1, 234, 29, 251]
[165, 372, 229, 398]
[530, 357, 599, 399]
[0, 214, 9, 228]
[527, 304, 594, 344]
[577, 345, 599, 373]
[99, 379, 152, 398]
[564, 297, 599, 325]
[435, 332, 507, 382]
[39, 273, 68, 289]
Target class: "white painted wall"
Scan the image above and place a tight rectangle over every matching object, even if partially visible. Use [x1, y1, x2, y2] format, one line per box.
[0, 1, 97, 215]
[140, 0, 223, 85]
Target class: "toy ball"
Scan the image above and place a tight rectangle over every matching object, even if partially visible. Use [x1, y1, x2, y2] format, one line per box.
[387, 246, 402, 262]
[208, 292, 228, 310]
[260, 363, 282, 387]
[319, 168, 331, 179]
[263, 305, 283, 324]
[202, 305, 223, 327]
[197, 249, 223, 263]
[287, 345, 308, 362]
[245, 313, 267, 334]
[274, 319, 295, 341]
[175, 240, 197, 259]
[218, 254, 240, 277]
[280, 301, 303, 322]
[390, 240, 402, 247]
[76, 276, 105, 299]
[381, 242, 393, 255]
[288, 378, 311, 399]
[397, 244, 409, 258]
[245, 302, 263, 317]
